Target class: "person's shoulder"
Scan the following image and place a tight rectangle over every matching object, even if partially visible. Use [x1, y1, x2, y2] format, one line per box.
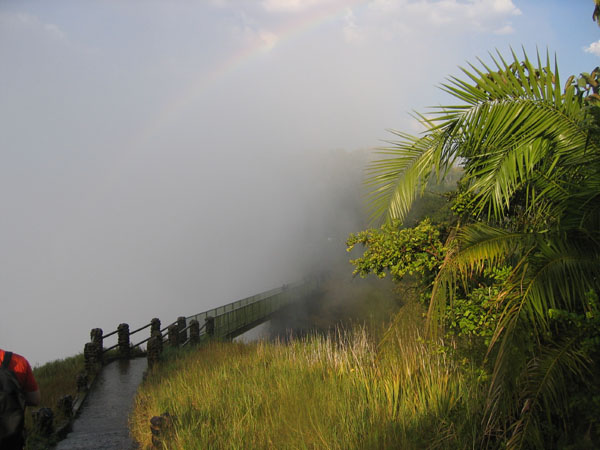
[3, 351, 33, 371]
[13, 353, 32, 367]
[11, 352, 29, 363]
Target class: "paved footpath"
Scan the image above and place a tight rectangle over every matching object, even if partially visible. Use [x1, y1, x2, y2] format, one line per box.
[56, 358, 147, 450]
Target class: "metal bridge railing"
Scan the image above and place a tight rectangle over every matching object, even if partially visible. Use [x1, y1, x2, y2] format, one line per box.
[81, 276, 321, 377]
[186, 279, 317, 340]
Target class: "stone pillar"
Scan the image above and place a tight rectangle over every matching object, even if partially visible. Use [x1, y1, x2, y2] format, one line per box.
[90, 328, 103, 365]
[147, 335, 162, 369]
[57, 395, 74, 419]
[150, 412, 172, 449]
[150, 318, 161, 335]
[189, 319, 200, 345]
[76, 372, 89, 392]
[32, 407, 54, 437]
[118, 323, 130, 358]
[90, 328, 103, 347]
[84, 342, 100, 375]
[167, 324, 179, 347]
[152, 329, 163, 354]
[150, 318, 163, 354]
[177, 316, 187, 344]
[205, 316, 215, 337]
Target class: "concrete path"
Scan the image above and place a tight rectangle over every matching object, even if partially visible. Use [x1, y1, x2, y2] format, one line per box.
[55, 358, 147, 450]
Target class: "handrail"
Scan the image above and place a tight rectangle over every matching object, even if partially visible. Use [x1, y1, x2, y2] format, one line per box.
[160, 322, 175, 334]
[103, 342, 120, 353]
[131, 334, 153, 350]
[129, 322, 152, 336]
[89, 276, 322, 363]
[180, 321, 202, 335]
[103, 329, 119, 339]
[181, 322, 207, 347]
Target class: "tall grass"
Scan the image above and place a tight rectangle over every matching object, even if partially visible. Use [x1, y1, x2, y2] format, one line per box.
[25, 353, 85, 449]
[31, 353, 85, 414]
[130, 301, 486, 449]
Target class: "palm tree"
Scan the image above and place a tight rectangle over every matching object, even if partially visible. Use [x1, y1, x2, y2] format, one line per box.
[368, 50, 600, 447]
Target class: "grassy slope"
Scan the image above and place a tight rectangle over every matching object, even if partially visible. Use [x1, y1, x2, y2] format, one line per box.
[130, 297, 485, 449]
[25, 354, 85, 449]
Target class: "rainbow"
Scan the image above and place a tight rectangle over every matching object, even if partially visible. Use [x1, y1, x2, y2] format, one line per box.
[127, 1, 367, 151]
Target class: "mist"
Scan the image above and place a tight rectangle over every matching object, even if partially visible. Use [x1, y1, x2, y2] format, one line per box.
[1, 139, 369, 365]
[1, 1, 598, 366]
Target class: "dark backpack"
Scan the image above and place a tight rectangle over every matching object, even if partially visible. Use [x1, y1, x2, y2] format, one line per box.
[0, 352, 26, 443]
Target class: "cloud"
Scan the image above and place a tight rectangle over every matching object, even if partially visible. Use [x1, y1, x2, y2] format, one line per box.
[0, 12, 66, 40]
[262, 0, 341, 13]
[585, 40, 600, 57]
[343, 8, 363, 43]
[223, 9, 280, 52]
[494, 24, 514, 35]
[235, 23, 280, 52]
[365, 0, 521, 37]
[44, 23, 67, 40]
[258, 29, 280, 51]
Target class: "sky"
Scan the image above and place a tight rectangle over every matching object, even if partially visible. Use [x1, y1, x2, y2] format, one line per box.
[1, 0, 600, 366]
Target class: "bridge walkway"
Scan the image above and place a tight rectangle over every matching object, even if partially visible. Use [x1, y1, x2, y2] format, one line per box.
[55, 278, 321, 449]
[55, 358, 146, 450]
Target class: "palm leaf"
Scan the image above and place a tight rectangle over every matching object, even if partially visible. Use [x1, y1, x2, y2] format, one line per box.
[367, 49, 589, 223]
[506, 336, 591, 449]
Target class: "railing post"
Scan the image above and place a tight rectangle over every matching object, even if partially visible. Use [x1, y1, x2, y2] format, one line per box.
[84, 342, 100, 375]
[168, 324, 179, 347]
[147, 335, 162, 369]
[150, 318, 163, 354]
[189, 319, 200, 345]
[32, 407, 54, 438]
[76, 372, 89, 392]
[118, 323, 130, 358]
[57, 395, 74, 419]
[177, 316, 187, 344]
[150, 318, 161, 335]
[90, 328, 103, 365]
[205, 316, 215, 337]
[150, 412, 172, 449]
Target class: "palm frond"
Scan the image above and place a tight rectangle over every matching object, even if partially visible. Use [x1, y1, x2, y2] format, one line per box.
[367, 49, 589, 223]
[506, 336, 591, 449]
[366, 128, 454, 223]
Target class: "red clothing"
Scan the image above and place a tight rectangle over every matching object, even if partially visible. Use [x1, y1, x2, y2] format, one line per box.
[0, 350, 38, 393]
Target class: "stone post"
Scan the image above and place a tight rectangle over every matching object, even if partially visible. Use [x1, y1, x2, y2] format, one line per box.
[152, 329, 163, 353]
[150, 318, 161, 335]
[76, 372, 89, 392]
[57, 395, 74, 419]
[32, 407, 54, 437]
[205, 316, 215, 337]
[90, 328, 103, 365]
[84, 342, 100, 375]
[150, 318, 163, 354]
[147, 335, 162, 369]
[118, 323, 130, 358]
[150, 412, 172, 449]
[189, 319, 200, 345]
[167, 324, 179, 347]
[177, 316, 187, 344]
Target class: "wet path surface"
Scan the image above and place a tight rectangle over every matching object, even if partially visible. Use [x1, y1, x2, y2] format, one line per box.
[56, 358, 147, 450]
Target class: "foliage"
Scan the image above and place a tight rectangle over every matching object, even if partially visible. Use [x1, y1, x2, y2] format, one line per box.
[445, 266, 509, 346]
[364, 49, 600, 448]
[346, 219, 445, 288]
[347, 219, 507, 351]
